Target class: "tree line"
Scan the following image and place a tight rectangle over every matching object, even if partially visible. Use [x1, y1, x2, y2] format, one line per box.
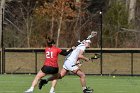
[0, 0, 139, 48]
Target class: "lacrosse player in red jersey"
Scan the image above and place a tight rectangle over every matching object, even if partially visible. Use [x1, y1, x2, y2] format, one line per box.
[24, 38, 73, 93]
[39, 40, 94, 93]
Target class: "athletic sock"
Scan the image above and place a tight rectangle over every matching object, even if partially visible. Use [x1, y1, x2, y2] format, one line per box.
[82, 87, 87, 90]
[50, 87, 54, 92]
[30, 86, 34, 91]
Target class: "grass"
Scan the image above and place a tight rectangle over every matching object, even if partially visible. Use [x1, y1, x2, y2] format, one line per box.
[0, 75, 140, 93]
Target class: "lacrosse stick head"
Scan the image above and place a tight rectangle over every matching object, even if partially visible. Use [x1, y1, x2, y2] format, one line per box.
[76, 31, 97, 46]
[89, 53, 100, 62]
[87, 31, 97, 40]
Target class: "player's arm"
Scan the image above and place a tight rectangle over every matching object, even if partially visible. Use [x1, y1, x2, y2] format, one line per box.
[78, 50, 89, 62]
[60, 48, 73, 56]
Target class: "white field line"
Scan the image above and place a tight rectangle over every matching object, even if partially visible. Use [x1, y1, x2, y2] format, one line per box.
[0, 91, 17, 93]
[56, 91, 79, 92]
[73, 77, 140, 81]
[114, 91, 127, 93]
[56, 90, 127, 93]
[0, 81, 30, 83]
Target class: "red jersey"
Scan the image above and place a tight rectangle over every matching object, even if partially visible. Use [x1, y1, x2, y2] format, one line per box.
[44, 46, 62, 67]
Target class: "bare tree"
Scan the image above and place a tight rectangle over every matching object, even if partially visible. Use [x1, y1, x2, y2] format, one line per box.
[56, 1, 64, 47]
[50, 16, 54, 39]
[128, 0, 137, 24]
[4, 1, 38, 47]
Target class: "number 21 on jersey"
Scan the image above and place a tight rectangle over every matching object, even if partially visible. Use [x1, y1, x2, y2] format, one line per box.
[46, 51, 53, 58]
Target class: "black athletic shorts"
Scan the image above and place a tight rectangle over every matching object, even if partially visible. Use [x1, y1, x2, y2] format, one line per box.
[41, 65, 59, 74]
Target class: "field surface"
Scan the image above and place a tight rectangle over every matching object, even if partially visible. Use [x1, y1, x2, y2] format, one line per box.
[0, 75, 140, 93]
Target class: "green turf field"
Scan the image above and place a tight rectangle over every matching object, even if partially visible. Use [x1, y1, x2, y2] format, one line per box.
[0, 75, 140, 93]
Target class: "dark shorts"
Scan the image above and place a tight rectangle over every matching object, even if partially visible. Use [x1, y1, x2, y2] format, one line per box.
[41, 65, 59, 74]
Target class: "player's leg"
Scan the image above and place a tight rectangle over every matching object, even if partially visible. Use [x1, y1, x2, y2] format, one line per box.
[25, 70, 46, 93]
[63, 60, 93, 92]
[49, 80, 57, 93]
[73, 69, 86, 88]
[48, 68, 68, 93]
[39, 73, 59, 90]
[42, 67, 68, 82]
[38, 66, 60, 89]
[73, 69, 93, 93]
[59, 68, 68, 78]
[39, 67, 68, 89]
[38, 61, 69, 91]
[45, 63, 69, 82]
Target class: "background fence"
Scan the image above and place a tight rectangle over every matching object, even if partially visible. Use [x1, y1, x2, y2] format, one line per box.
[0, 48, 140, 76]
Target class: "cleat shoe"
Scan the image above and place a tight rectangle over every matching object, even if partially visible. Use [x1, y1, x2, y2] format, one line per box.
[24, 88, 33, 93]
[38, 79, 48, 90]
[83, 87, 93, 93]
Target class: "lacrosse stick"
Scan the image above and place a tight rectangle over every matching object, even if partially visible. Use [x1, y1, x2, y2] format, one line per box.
[72, 54, 100, 67]
[76, 31, 97, 46]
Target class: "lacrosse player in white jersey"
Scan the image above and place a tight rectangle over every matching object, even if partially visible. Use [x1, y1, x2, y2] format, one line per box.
[39, 40, 93, 93]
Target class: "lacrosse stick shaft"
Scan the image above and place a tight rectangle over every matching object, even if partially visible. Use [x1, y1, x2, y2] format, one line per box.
[71, 55, 100, 67]
[71, 59, 91, 67]
[72, 63, 80, 67]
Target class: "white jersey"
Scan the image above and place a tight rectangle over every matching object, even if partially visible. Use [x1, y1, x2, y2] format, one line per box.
[63, 44, 86, 71]
[66, 44, 86, 64]
[63, 40, 91, 71]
